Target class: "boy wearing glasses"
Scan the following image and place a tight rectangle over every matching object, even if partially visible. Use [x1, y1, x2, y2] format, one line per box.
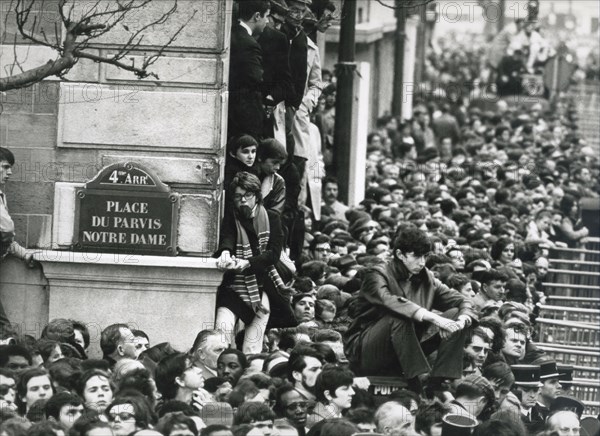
[215, 172, 297, 353]
[463, 327, 493, 369]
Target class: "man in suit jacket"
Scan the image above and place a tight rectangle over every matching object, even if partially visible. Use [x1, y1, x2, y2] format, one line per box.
[228, 0, 271, 140]
[258, 1, 293, 141]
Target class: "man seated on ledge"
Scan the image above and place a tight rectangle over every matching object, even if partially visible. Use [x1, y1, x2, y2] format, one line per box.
[344, 224, 477, 394]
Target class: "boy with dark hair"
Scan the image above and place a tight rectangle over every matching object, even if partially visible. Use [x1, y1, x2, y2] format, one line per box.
[344, 227, 477, 395]
[44, 391, 84, 430]
[0, 344, 32, 374]
[257, 138, 288, 214]
[464, 327, 493, 369]
[307, 365, 355, 427]
[472, 268, 508, 311]
[224, 135, 259, 191]
[287, 344, 323, 401]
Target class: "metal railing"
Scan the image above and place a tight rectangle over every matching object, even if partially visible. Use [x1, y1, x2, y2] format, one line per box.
[539, 305, 600, 324]
[546, 296, 600, 309]
[542, 282, 600, 299]
[536, 318, 600, 348]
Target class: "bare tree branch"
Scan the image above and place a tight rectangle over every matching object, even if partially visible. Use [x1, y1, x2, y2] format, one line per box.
[0, 56, 76, 90]
[0, 0, 193, 92]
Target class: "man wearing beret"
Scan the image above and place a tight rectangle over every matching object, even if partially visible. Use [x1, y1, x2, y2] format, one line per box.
[344, 226, 477, 394]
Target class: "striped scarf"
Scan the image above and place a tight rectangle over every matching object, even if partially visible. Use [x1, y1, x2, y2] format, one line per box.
[231, 205, 287, 305]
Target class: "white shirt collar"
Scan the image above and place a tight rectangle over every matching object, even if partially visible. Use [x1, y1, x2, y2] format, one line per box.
[239, 21, 253, 36]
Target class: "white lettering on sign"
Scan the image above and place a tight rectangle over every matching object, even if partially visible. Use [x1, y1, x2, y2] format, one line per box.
[372, 386, 392, 395]
[106, 170, 150, 185]
[130, 234, 167, 245]
[106, 201, 149, 214]
[83, 231, 128, 244]
[82, 231, 167, 246]
[113, 217, 162, 230]
[124, 173, 148, 185]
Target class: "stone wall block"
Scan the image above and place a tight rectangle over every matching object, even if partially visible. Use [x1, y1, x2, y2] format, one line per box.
[73, 1, 227, 51]
[58, 83, 222, 151]
[102, 154, 222, 187]
[177, 193, 221, 255]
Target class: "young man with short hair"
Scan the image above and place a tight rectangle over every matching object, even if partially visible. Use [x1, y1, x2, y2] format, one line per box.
[287, 344, 323, 402]
[44, 391, 84, 430]
[414, 401, 450, 436]
[321, 177, 348, 223]
[217, 349, 247, 388]
[472, 268, 508, 311]
[0, 344, 32, 374]
[292, 294, 316, 324]
[464, 327, 492, 369]
[309, 234, 332, 262]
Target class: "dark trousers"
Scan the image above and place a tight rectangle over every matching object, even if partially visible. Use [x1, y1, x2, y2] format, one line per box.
[0, 299, 11, 333]
[356, 308, 466, 380]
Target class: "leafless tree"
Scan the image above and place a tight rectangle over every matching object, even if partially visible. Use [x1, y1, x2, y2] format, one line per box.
[0, 0, 197, 92]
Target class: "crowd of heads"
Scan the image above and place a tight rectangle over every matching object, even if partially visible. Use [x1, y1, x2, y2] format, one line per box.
[2, 2, 599, 436]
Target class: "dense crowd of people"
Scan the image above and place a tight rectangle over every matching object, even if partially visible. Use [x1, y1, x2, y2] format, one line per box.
[1, 0, 599, 436]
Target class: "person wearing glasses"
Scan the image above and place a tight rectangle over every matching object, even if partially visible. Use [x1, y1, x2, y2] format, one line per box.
[215, 172, 296, 354]
[274, 383, 311, 436]
[308, 234, 332, 262]
[105, 395, 155, 436]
